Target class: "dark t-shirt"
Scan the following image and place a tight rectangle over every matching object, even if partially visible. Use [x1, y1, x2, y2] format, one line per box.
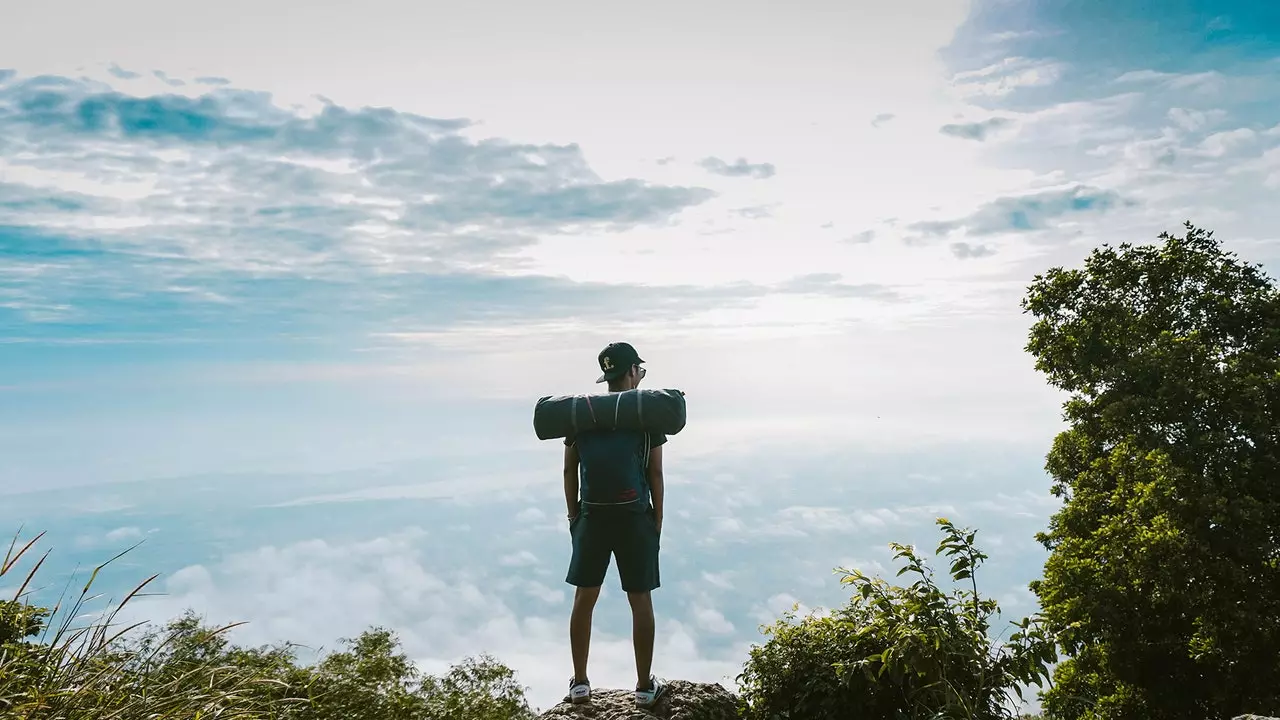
[566, 430, 666, 511]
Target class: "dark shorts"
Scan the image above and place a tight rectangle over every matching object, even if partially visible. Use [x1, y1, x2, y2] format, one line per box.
[566, 505, 661, 593]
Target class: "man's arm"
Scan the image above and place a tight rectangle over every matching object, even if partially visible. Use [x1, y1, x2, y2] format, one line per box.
[647, 444, 664, 533]
[564, 440, 580, 519]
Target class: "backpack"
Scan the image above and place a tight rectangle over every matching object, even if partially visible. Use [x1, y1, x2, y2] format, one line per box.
[575, 429, 652, 507]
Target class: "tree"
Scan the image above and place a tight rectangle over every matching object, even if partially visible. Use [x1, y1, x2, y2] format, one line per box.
[737, 518, 1056, 720]
[1021, 222, 1280, 720]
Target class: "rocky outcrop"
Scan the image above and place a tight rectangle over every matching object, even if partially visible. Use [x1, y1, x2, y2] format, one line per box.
[536, 680, 741, 720]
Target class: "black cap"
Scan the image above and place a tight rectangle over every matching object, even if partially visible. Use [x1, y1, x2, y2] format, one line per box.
[596, 342, 645, 383]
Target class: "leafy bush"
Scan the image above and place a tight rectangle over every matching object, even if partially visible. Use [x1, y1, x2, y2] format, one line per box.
[737, 518, 1056, 720]
[1, 528, 536, 720]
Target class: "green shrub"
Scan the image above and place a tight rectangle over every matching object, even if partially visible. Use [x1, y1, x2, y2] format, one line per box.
[1, 528, 536, 720]
[737, 518, 1056, 720]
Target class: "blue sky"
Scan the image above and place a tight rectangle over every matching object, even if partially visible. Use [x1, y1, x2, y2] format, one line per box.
[2, 0, 1279, 712]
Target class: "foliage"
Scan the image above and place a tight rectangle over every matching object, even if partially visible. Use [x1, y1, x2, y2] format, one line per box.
[736, 518, 1056, 720]
[1021, 222, 1280, 720]
[0, 529, 537, 720]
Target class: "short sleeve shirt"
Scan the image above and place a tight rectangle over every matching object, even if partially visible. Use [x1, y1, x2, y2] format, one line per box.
[566, 430, 666, 509]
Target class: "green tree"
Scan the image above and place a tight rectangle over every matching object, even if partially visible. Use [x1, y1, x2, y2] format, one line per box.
[1021, 222, 1280, 720]
[296, 627, 535, 720]
[737, 518, 1056, 720]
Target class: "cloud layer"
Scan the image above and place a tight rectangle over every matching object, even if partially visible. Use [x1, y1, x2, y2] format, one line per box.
[0, 72, 902, 345]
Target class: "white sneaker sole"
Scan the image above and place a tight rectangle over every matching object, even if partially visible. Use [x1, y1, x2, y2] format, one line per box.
[635, 684, 666, 708]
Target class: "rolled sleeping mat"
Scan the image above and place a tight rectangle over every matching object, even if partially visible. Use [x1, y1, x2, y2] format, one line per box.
[533, 388, 687, 440]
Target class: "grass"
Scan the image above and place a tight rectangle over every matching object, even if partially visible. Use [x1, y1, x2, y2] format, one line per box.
[1, 527, 288, 719]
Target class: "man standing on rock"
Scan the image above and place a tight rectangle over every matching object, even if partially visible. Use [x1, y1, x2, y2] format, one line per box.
[562, 341, 668, 708]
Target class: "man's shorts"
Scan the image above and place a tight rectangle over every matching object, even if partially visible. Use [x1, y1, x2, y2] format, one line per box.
[566, 505, 661, 593]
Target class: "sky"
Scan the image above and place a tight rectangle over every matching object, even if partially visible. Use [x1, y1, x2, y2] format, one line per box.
[2, 0, 1279, 713]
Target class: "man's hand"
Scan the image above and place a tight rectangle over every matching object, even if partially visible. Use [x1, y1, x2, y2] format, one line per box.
[654, 513, 662, 537]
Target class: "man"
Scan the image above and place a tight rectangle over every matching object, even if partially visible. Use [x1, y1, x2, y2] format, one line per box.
[562, 341, 668, 708]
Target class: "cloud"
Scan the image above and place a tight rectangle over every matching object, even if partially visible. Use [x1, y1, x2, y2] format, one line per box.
[871, 113, 896, 127]
[730, 205, 772, 220]
[908, 185, 1132, 238]
[940, 117, 1014, 141]
[691, 601, 735, 635]
[844, 230, 876, 244]
[73, 525, 147, 548]
[119, 529, 749, 712]
[0, 73, 713, 265]
[1115, 69, 1226, 92]
[106, 526, 144, 542]
[950, 57, 1065, 99]
[1167, 107, 1228, 133]
[153, 70, 186, 87]
[770, 273, 901, 301]
[1, 230, 906, 347]
[500, 550, 539, 567]
[516, 508, 546, 523]
[969, 489, 1062, 518]
[697, 156, 776, 179]
[0, 71, 745, 341]
[1197, 127, 1258, 157]
[951, 242, 997, 260]
[107, 64, 139, 80]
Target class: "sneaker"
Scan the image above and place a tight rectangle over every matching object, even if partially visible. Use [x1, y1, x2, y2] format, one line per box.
[568, 676, 591, 704]
[635, 675, 667, 708]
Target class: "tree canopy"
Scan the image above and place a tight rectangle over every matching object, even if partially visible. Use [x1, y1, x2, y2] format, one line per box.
[1021, 222, 1280, 720]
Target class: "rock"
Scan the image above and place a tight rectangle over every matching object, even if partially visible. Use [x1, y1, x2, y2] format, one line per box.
[536, 679, 742, 720]
[1232, 716, 1280, 720]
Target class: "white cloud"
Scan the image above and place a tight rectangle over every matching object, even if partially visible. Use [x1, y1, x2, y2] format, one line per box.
[105, 526, 144, 542]
[74, 525, 147, 548]
[970, 490, 1061, 518]
[950, 57, 1065, 98]
[517, 507, 547, 523]
[691, 600, 736, 635]
[836, 558, 888, 577]
[1115, 69, 1225, 93]
[751, 593, 830, 626]
[701, 571, 735, 590]
[501, 550, 540, 568]
[776, 506, 856, 534]
[1167, 107, 1227, 133]
[1197, 128, 1258, 158]
[121, 530, 748, 712]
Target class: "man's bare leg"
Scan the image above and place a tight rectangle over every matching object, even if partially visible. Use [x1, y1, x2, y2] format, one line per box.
[627, 590, 655, 689]
[570, 586, 601, 683]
